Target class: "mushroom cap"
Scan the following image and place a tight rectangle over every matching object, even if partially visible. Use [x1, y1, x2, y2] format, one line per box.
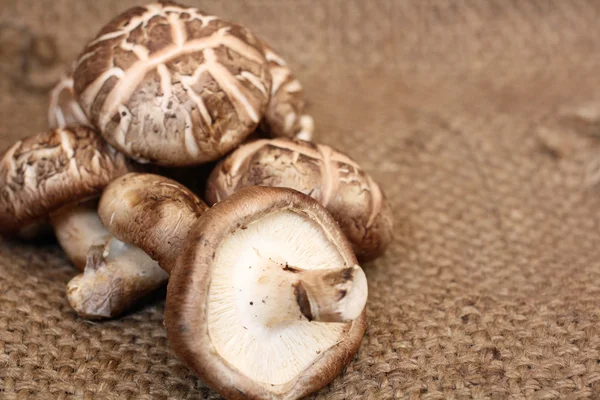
[73, 1, 272, 166]
[259, 44, 311, 140]
[205, 138, 394, 261]
[166, 186, 367, 399]
[0, 127, 132, 234]
[48, 73, 91, 129]
[98, 172, 208, 270]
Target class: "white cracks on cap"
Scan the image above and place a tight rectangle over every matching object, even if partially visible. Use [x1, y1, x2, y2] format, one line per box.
[120, 40, 150, 61]
[225, 139, 270, 188]
[87, 30, 128, 48]
[207, 210, 365, 386]
[338, 165, 382, 229]
[285, 79, 302, 94]
[161, 4, 219, 29]
[109, 210, 116, 228]
[86, 3, 216, 49]
[263, 46, 286, 66]
[283, 112, 298, 135]
[167, 11, 187, 47]
[203, 48, 260, 123]
[181, 76, 213, 128]
[53, 107, 66, 129]
[240, 71, 268, 97]
[156, 63, 173, 111]
[48, 75, 76, 129]
[364, 174, 383, 228]
[180, 63, 214, 133]
[70, 102, 90, 127]
[316, 144, 336, 208]
[296, 115, 314, 141]
[217, 33, 265, 64]
[221, 138, 384, 229]
[58, 128, 86, 183]
[80, 67, 125, 117]
[184, 108, 201, 158]
[269, 65, 290, 95]
[0, 142, 19, 205]
[57, 128, 75, 158]
[93, 27, 264, 131]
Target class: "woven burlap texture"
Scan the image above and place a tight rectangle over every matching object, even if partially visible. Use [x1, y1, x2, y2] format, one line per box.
[2, 1, 600, 399]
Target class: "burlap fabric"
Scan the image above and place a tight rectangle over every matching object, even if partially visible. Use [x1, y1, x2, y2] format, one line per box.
[2, 1, 600, 398]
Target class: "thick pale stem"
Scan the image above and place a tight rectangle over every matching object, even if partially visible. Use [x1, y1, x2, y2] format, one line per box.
[251, 261, 367, 326]
[49, 202, 108, 270]
[67, 236, 168, 319]
[52, 200, 169, 319]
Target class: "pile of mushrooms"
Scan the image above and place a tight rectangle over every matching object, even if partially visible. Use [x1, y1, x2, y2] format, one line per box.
[0, 2, 393, 399]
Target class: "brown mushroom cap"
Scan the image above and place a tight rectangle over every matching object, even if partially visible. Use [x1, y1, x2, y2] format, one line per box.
[166, 186, 367, 399]
[98, 172, 208, 270]
[259, 44, 312, 140]
[73, 1, 272, 166]
[205, 138, 394, 261]
[48, 73, 91, 129]
[0, 127, 132, 234]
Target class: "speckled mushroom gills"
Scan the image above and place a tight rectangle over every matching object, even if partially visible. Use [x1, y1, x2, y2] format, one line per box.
[73, 1, 272, 166]
[0, 127, 131, 234]
[166, 186, 367, 399]
[206, 138, 394, 261]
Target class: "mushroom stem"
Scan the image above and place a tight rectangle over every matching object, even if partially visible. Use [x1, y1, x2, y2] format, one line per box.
[50, 200, 169, 319]
[250, 260, 367, 326]
[67, 237, 167, 319]
[292, 264, 367, 322]
[49, 201, 109, 270]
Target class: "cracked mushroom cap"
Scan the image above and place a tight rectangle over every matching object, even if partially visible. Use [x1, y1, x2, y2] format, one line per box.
[166, 186, 367, 400]
[0, 127, 132, 234]
[73, 1, 272, 166]
[206, 138, 394, 262]
[260, 44, 313, 141]
[48, 72, 91, 129]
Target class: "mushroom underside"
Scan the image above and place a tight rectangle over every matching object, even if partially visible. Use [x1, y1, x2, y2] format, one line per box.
[207, 209, 353, 387]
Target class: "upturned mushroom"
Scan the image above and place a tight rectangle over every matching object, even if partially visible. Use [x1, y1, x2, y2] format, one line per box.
[73, 1, 272, 166]
[205, 138, 393, 262]
[96, 174, 367, 399]
[260, 43, 314, 141]
[0, 126, 131, 267]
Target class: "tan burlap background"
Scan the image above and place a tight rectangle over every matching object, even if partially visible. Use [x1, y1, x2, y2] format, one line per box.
[2, 1, 600, 399]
